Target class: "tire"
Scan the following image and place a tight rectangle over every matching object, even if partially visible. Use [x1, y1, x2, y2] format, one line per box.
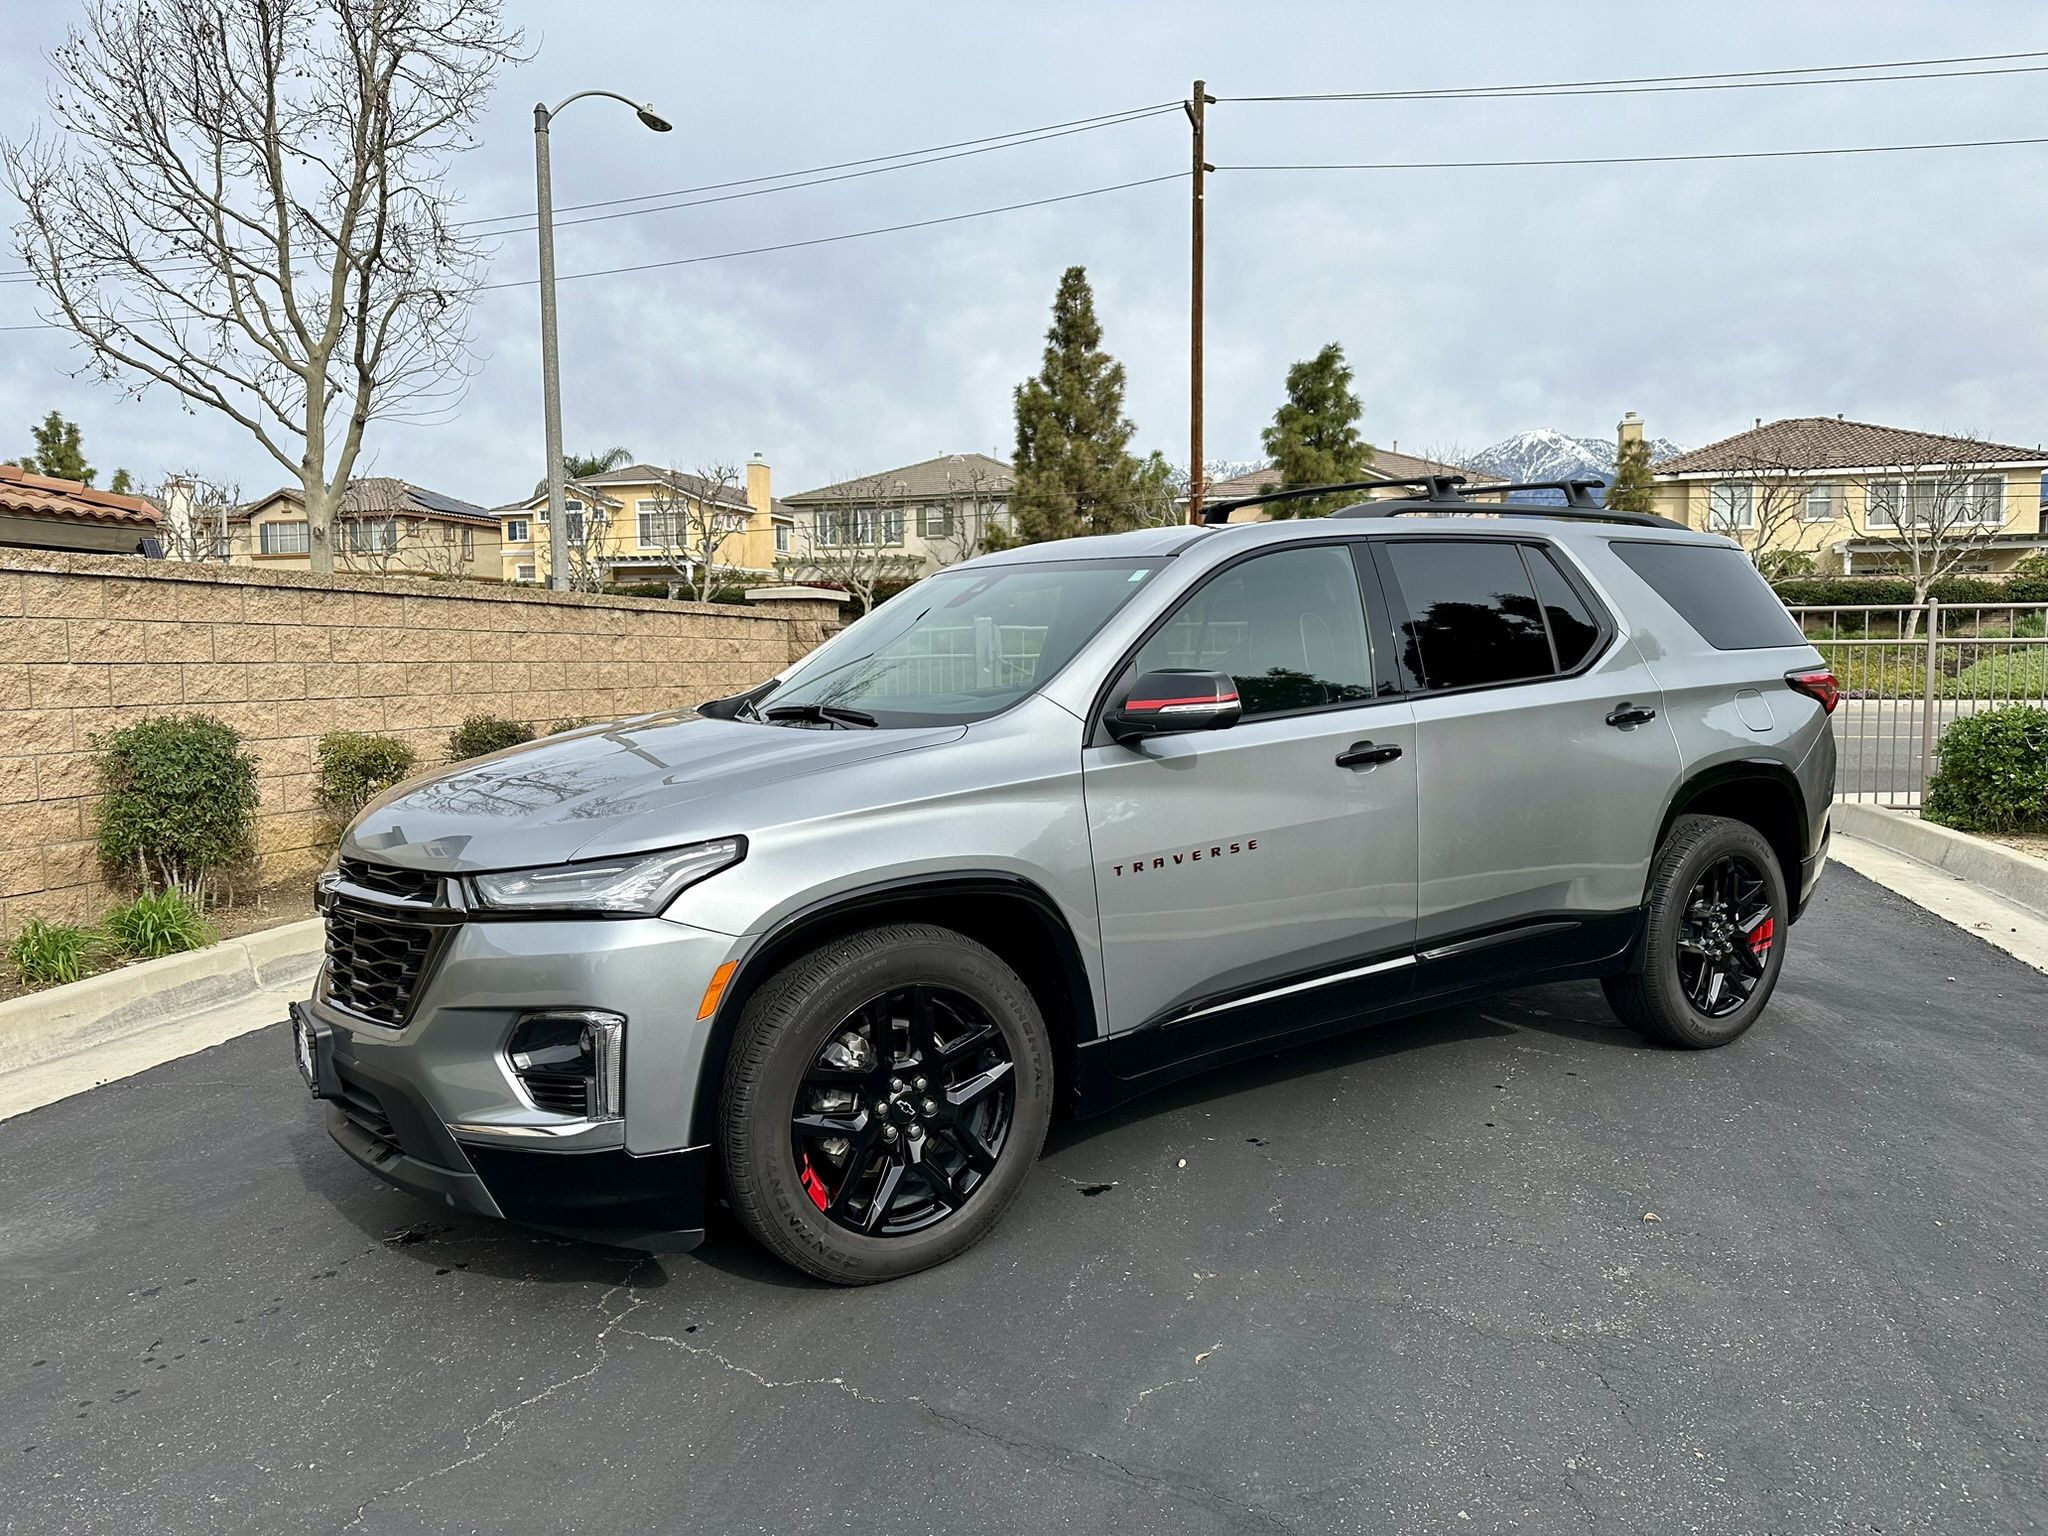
[1603, 814, 1790, 1049]
[719, 923, 1054, 1284]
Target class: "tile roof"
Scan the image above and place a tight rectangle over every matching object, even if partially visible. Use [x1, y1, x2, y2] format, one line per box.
[0, 463, 161, 527]
[784, 453, 1015, 504]
[1653, 417, 2048, 476]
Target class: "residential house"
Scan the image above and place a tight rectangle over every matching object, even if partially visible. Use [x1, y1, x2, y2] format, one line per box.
[230, 478, 502, 579]
[1203, 448, 1505, 521]
[781, 453, 1015, 575]
[0, 463, 162, 554]
[497, 456, 793, 587]
[1646, 416, 2048, 574]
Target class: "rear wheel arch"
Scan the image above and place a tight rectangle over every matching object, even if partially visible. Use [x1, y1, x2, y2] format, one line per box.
[688, 874, 1096, 1144]
[1651, 762, 1809, 915]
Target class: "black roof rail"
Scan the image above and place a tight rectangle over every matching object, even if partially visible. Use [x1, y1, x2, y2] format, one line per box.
[1200, 475, 1463, 525]
[1337, 499, 1688, 531]
[1454, 477, 1608, 509]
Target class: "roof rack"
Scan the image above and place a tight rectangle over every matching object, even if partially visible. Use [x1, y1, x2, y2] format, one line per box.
[1337, 499, 1687, 531]
[1199, 475, 1464, 525]
[1453, 477, 1605, 509]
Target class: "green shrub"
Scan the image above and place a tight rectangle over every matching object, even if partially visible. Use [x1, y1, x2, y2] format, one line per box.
[2012, 553, 2048, 578]
[547, 717, 586, 735]
[7, 919, 105, 987]
[1924, 706, 2048, 833]
[447, 714, 535, 761]
[92, 714, 257, 898]
[315, 731, 418, 817]
[104, 890, 215, 959]
[1941, 649, 2048, 700]
[1757, 549, 1815, 581]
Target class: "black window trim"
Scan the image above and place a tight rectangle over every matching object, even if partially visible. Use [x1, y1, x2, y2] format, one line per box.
[1086, 535, 1402, 746]
[1365, 532, 1618, 699]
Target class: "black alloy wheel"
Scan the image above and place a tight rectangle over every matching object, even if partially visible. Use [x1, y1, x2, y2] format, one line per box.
[791, 984, 1016, 1237]
[1676, 853, 1777, 1018]
[1602, 813, 1789, 1049]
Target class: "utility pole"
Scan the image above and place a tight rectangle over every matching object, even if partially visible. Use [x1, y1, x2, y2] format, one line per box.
[1185, 80, 1214, 526]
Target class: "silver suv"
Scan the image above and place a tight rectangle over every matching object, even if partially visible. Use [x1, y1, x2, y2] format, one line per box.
[293, 479, 1838, 1283]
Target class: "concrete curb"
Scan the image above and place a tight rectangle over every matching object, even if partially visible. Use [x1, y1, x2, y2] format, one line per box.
[1833, 803, 2048, 920]
[0, 918, 322, 1077]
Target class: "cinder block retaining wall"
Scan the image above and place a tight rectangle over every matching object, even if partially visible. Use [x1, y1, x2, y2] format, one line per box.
[0, 550, 837, 934]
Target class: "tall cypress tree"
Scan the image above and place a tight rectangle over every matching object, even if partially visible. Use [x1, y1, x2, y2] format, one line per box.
[16, 411, 95, 485]
[1259, 343, 1370, 518]
[1606, 434, 1656, 512]
[1011, 267, 1153, 544]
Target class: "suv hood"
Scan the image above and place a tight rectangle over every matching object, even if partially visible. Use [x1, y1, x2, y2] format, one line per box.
[343, 710, 965, 873]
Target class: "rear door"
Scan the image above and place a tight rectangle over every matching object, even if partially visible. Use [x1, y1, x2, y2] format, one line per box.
[1369, 535, 1681, 978]
[1082, 541, 1418, 1057]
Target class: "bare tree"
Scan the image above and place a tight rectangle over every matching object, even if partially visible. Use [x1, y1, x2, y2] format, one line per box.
[154, 472, 240, 562]
[642, 465, 747, 601]
[1697, 454, 1831, 569]
[3, 0, 522, 575]
[777, 475, 922, 613]
[922, 459, 1014, 567]
[1843, 440, 2018, 632]
[562, 498, 613, 594]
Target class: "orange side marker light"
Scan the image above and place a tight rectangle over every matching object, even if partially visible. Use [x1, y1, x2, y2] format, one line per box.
[697, 960, 738, 1021]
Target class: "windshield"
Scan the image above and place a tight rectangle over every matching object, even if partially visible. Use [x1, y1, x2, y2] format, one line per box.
[765, 558, 1164, 727]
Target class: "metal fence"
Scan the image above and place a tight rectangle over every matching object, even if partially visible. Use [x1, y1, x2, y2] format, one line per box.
[1788, 601, 2048, 804]
[859, 623, 1049, 699]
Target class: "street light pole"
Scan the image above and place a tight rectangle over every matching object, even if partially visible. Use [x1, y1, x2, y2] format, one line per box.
[533, 91, 672, 591]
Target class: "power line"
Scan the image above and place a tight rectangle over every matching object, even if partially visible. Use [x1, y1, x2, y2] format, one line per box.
[1222, 49, 2048, 102]
[1217, 133, 2048, 172]
[0, 101, 1178, 282]
[474, 174, 1181, 291]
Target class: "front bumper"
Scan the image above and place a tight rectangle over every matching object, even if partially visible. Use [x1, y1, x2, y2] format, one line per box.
[294, 906, 743, 1250]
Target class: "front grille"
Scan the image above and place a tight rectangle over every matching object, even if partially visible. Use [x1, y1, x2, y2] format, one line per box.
[325, 902, 439, 1027]
[334, 1075, 400, 1158]
[338, 856, 439, 905]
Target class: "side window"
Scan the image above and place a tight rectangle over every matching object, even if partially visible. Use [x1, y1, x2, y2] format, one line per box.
[1125, 545, 1375, 718]
[1527, 548, 1603, 670]
[1382, 540, 1553, 690]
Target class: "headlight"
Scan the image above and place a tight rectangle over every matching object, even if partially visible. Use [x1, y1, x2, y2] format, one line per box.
[469, 837, 745, 915]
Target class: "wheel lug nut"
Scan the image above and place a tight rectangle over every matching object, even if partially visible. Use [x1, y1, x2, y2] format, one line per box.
[890, 1078, 906, 1093]
[873, 1102, 888, 1116]
[882, 1125, 898, 1143]
[914, 1077, 927, 1092]
[920, 1098, 937, 1117]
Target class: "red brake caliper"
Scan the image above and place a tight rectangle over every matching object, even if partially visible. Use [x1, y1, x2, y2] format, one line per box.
[1749, 917, 1775, 959]
[799, 1155, 830, 1210]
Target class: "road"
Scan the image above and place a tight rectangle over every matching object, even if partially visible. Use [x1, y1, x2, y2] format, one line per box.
[4, 869, 2045, 1534]
[1832, 699, 1964, 801]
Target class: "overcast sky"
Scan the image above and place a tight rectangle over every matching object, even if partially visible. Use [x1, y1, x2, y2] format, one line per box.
[3, 1, 2047, 507]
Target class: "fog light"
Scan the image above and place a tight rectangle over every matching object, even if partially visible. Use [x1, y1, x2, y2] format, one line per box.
[507, 1009, 625, 1121]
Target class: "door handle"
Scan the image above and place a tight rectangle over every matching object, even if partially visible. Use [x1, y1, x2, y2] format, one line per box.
[1336, 741, 1403, 769]
[1606, 703, 1658, 728]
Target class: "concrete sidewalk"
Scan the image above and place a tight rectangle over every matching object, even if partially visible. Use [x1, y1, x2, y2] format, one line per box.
[0, 918, 320, 1122]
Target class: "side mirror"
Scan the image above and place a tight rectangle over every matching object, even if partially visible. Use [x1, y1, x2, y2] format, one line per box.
[1107, 669, 1242, 743]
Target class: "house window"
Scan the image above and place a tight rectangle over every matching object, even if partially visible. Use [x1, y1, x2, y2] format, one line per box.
[564, 509, 586, 546]
[775, 522, 791, 554]
[258, 520, 310, 555]
[461, 526, 474, 559]
[1707, 482, 1755, 530]
[1804, 482, 1842, 522]
[815, 506, 905, 547]
[637, 500, 680, 548]
[1867, 476, 2006, 528]
[922, 504, 954, 538]
[344, 517, 398, 553]
[504, 518, 530, 543]
[537, 498, 582, 526]
[516, 563, 536, 582]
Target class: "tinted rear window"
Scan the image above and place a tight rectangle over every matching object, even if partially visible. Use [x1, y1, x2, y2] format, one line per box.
[1611, 541, 1805, 651]
[1383, 540, 1553, 690]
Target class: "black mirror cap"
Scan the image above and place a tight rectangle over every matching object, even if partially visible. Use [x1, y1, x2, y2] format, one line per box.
[1107, 669, 1242, 743]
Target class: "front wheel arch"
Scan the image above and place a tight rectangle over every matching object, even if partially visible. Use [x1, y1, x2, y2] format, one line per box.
[688, 874, 1095, 1147]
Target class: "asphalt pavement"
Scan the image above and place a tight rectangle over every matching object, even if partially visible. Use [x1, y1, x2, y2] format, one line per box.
[4, 868, 2045, 1534]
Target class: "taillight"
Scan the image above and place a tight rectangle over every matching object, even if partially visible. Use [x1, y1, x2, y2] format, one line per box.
[1786, 669, 1840, 715]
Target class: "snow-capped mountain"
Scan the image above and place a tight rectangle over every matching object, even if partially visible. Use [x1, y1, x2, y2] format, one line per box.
[1468, 428, 1686, 493]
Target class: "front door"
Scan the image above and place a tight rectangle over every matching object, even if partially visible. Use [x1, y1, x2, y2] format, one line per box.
[1082, 542, 1420, 1067]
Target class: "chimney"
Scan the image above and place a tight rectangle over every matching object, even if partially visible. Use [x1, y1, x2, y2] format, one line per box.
[745, 453, 770, 516]
[1617, 411, 1643, 451]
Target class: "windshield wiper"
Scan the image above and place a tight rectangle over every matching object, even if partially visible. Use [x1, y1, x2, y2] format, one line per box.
[763, 703, 879, 730]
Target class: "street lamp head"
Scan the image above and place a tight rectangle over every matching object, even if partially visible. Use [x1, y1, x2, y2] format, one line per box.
[637, 106, 673, 133]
